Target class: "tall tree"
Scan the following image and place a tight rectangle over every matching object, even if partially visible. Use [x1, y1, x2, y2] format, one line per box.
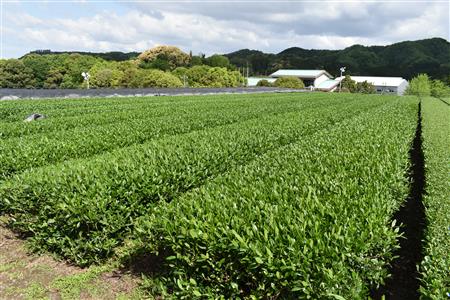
[0, 59, 36, 88]
[405, 74, 431, 97]
[138, 46, 191, 70]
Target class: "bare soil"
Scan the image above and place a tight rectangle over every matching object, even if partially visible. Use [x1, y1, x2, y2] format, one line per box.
[0, 220, 143, 300]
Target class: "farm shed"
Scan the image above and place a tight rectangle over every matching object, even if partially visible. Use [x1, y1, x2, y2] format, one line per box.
[246, 77, 277, 86]
[247, 69, 335, 90]
[270, 69, 333, 88]
[336, 76, 409, 95]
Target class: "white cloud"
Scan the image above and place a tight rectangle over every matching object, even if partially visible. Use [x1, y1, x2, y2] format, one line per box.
[2, 1, 449, 58]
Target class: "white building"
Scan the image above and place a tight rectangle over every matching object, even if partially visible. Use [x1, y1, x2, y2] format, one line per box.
[247, 69, 340, 91]
[336, 76, 409, 95]
[247, 69, 409, 95]
[246, 77, 276, 86]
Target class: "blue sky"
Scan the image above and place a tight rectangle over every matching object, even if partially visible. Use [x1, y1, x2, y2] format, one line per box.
[2, 0, 449, 58]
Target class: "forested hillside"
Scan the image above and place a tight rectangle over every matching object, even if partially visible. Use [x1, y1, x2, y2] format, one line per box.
[226, 38, 450, 80]
[4, 38, 449, 89]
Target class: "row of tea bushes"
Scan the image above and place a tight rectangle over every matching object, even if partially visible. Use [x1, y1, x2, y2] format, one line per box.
[419, 98, 450, 298]
[0, 93, 345, 179]
[0, 95, 386, 265]
[136, 98, 418, 298]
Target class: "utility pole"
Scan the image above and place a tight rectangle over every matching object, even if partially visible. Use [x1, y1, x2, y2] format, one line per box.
[246, 61, 249, 87]
[0, 0, 3, 60]
[339, 67, 346, 92]
[82, 72, 90, 89]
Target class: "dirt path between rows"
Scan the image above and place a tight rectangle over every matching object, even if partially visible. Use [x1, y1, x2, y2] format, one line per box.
[0, 219, 142, 300]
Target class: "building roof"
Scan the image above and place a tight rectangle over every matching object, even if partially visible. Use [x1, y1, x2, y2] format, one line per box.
[316, 79, 340, 90]
[336, 76, 407, 87]
[270, 69, 332, 79]
[247, 77, 277, 86]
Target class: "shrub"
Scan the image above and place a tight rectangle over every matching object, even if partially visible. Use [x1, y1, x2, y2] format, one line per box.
[405, 74, 431, 97]
[204, 55, 230, 68]
[430, 79, 448, 98]
[43, 67, 65, 89]
[419, 97, 450, 298]
[141, 70, 183, 88]
[89, 62, 123, 88]
[274, 76, 304, 89]
[184, 66, 243, 88]
[185, 65, 210, 87]
[138, 46, 191, 70]
[200, 67, 243, 87]
[340, 75, 357, 92]
[123, 70, 144, 88]
[356, 81, 376, 94]
[256, 79, 272, 87]
[0, 59, 36, 88]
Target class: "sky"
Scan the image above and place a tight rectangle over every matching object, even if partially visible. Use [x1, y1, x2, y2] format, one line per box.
[1, 0, 449, 58]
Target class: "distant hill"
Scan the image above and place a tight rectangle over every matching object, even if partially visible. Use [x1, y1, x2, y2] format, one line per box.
[23, 50, 140, 61]
[225, 38, 450, 80]
[22, 38, 450, 80]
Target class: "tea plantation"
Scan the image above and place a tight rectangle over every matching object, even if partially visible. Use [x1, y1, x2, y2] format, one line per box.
[0, 93, 448, 298]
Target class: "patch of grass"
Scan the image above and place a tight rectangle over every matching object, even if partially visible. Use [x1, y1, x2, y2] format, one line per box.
[0, 260, 26, 273]
[8, 270, 25, 280]
[50, 265, 109, 299]
[115, 289, 149, 300]
[25, 282, 48, 300]
[3, 285, 21, 296]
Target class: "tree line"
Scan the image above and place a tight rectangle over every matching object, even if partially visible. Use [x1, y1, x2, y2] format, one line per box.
[405, 74, 450, 98]
[226, 38, 450, 81]
[0, 46, 245, 89]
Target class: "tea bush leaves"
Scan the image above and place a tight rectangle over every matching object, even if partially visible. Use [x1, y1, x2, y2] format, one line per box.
[419, 97, 450, 299]
[0, 93, 427, 298]
[0, 94, 386, 265]
[0, 93, 346, 179]
[136, 98, 418, 298]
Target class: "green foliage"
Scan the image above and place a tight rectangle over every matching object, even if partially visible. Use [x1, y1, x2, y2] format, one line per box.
[21, 54, 53, 88]
[101, 63, 183, 88]
[419, 98, 450, 298]
[0, 59, 36, 88]
[181, 65, 243, 87]
[26, 49, 140, 61]
[185, 65, 210, 87]
[59, 54, 100, 89]
[43, 67, 65, 89]
[116, 62, 143, 88]
[139, 58, 171, 71]
[430, 79, 448, 98]
[137, 97, 417, 298]
[138, 46, 190, 70]
[50, 266, 110, 299]
[89, 61, 123, 88]
[356, 81, 376, 94]
[3, 93, 310, 178]
[256, 79, 272, 87]
[12, 38, 450, 88]
[204, 54, 230, 68]
[141, 70, 183, 88]
[227, 38, 450, 80]
[341, 75, 357, 92]
[172, 67, 188, 78]
[406, 74, 431, 97]
[199, 67, 241, 87]
[0, 93, 387, 268]
[189, 56, 203, 66]
[274, 76, 304, 89]
[0, 93, 429, 298]
[339, 77, 375, 94]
